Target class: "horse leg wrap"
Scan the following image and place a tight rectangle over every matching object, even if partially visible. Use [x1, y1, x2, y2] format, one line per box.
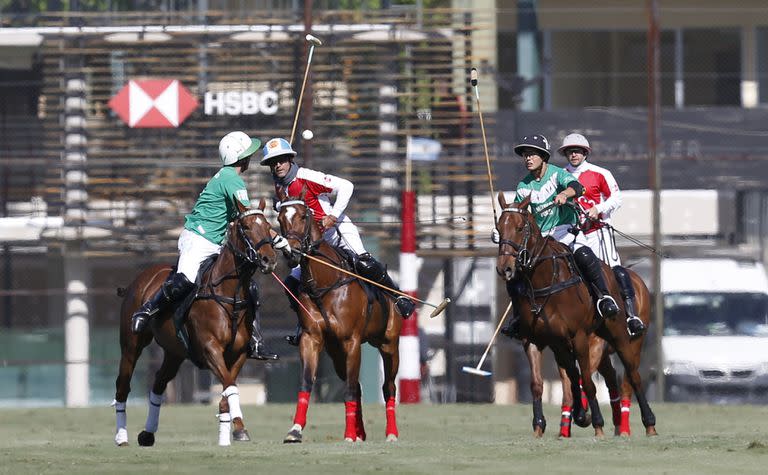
[385, 397, 399, 439]
[559, 405, 572, 438]
[355, 396, 367, 441]
[579, 378, 588, 411]
[112, 400, 128, 446]
[344, 400, 358, 441]
[217, 412, 232, 446]
[222, 385, 242, 422]
[144, 391, 163, 433]
[293, 391, 311, 428]
[620, 399, 632, 435]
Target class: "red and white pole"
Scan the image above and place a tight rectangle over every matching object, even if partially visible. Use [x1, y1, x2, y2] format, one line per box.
[398, 157, 420, 403]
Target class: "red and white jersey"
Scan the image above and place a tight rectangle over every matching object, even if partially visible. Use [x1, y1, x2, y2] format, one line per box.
[275, 167, 354, 225]
[565, 161, 622, 234]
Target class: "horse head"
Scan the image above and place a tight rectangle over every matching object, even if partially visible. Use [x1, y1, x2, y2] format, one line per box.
[495, 192, 540, 281]
[276, 188, 321, 253]
[227, 198, 277, 274]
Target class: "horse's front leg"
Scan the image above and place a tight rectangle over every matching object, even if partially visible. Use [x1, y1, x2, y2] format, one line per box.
[524, 341, 546, 437]
[573, 332, 605, 437]
[284, 330, 324, 444]
[227, 352, 250, 442]
[342, 339, 363, 442]
[557, 366, 574, 438]
[201, 343, 242, 446]
[379, 339, 400, 442]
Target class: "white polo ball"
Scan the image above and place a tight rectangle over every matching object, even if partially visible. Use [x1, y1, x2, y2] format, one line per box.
[301, 129, 314, 140]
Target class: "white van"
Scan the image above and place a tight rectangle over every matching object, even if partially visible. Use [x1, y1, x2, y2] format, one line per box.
[645, 258, 768, 404]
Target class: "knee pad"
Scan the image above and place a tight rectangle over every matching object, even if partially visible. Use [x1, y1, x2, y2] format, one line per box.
[573, 246, 598, 267]
[611, 266, 635, 299]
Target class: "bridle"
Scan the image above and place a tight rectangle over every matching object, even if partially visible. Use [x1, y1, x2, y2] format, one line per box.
[226, 209, 274, 272]
[277, 199, 318, 253]
[497, 206, 534, 269]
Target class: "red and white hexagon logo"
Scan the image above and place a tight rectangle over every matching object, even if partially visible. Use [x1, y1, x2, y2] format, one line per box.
[108, 79, 198, 128]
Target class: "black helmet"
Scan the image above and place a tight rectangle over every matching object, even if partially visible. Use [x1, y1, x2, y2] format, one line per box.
[514, 134, 551, 161]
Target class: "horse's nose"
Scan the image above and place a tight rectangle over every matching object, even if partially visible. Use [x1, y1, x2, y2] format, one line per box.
[261, 254, 276, 274]
[496, 265, 515, 281]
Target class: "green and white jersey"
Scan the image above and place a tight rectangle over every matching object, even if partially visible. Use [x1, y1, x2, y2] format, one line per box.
[515, 164, 578, 233]
[184, 167, 250, 245]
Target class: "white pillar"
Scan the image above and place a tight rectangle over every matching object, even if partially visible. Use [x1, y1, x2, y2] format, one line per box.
[65, 254, 89, 407]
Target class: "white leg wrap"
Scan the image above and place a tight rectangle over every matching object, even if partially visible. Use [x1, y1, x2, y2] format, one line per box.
[112, 400, 128, 445]
[222, 385, 243, 421]
[217, 412, 232, 446]
[144, 391, 163, 433]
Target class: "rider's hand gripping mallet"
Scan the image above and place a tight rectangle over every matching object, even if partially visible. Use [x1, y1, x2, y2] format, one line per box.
[462, 301, 513, 377]
[298, 251, 450, 318]
[470, 68, 498, 224]
[289, 34, 322, 145]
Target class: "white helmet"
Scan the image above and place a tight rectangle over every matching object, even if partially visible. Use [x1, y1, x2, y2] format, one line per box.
[558, 133, 591, 156]
[219, 131, 261, 166]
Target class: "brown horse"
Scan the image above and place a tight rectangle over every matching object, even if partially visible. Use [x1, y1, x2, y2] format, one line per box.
[496, 193, 657, 437]
[276, 195, 402, 443]
[113, 199, 277, 447]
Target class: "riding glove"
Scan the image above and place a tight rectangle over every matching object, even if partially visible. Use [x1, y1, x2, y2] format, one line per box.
[491, 228, 500, 244]
[272, 234, 292, 255]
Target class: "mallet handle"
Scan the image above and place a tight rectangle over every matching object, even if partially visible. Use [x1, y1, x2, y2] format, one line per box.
[474, 301, 514, 370]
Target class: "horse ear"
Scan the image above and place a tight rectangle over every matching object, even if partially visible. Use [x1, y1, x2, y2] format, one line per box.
[258, 197, 266, 211]
[519, 195, 531, 211]
[299, 186, 308, 201]
[236, 199, 248, 214]
[498, 191, 508, 208]
[276, 187, 288, 202]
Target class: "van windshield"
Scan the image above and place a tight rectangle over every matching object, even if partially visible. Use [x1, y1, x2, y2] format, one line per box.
[664, 292, 768, 336]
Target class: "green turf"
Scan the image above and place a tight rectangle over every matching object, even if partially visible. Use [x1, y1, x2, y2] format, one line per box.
[1, 403, 767, 474]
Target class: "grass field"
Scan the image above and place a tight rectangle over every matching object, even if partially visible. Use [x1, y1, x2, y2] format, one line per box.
[1, 403, 767, 474]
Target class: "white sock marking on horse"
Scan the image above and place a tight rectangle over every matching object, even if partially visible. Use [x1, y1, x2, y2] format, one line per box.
[112, 399, 128, 445]
[222, 385, 243, 421]
[144, 391, 163, 433]
[217, 412, 232, 446]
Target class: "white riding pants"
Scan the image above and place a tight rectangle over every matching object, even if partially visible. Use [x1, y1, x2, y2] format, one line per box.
[584, 226, 622, 267]
[545, 224, 589, 252]
[177, 229, 222, 282]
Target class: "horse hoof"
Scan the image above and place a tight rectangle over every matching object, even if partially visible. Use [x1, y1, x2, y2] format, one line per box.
[620, 432, 630, 438]
[233, 429, 251, 442]
[594, 427, 605, 438]
[137, 430, 155, 447]
[116, 441, 129, 447]
[533, 427, 544, 438]
[646, 426, 658, 436]
[284, 429, 303, 444]
[386, 434, 398, 442]
[344, 437, 355, 443]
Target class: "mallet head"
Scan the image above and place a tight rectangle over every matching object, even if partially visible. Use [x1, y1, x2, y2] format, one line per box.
[306, 34, 323, 46]
[462, 366, 492, 377]
[429, 298, 451, 319]
[470, 68, 478, 87]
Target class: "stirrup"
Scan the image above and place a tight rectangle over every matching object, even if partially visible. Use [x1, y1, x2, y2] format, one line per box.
[596, 295, 619, 319]
[248, 341, 279, 361]
[626, 316, 646, 338]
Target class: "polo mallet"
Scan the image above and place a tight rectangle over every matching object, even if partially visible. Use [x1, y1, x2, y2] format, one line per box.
[470, 68, 498, 224]
[289, 34, 322, 145]
[462, 301, 513, 377]
[297, 251, 450, 318]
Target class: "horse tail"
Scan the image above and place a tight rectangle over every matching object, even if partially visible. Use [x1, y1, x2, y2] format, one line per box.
[116, 287, 127, 297]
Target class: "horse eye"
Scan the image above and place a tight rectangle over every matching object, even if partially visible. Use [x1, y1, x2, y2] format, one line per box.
[516, 227, 524, 232]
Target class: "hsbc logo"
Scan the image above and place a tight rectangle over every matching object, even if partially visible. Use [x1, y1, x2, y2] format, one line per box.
[109, 79, 197, 128]
[109, 79, 279, 128]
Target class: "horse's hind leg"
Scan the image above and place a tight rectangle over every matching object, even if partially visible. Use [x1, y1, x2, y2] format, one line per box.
[284, 332, 324, 444]
[524, 342, 547, 438]
[137, 351, 184, 447]
[379, 340, 400, 441]
[113, 320, 153, 446]
[338, 339, 363, 442]
[615, 346, 657, 436]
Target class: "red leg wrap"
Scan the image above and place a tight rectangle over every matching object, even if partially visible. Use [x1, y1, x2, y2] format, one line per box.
[620, 399, 631, 435]
[344, 400, 358, 440]
[579, 378, 588, 411]
[559, 405, 572, 438]
[293, 391, 310, 428]
[385, 397, 399, 437]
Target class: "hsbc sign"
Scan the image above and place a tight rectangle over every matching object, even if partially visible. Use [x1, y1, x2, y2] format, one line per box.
[109, 79, 280, 128]
[204, 91, 278, 116]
